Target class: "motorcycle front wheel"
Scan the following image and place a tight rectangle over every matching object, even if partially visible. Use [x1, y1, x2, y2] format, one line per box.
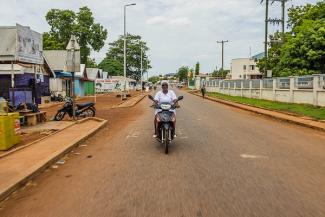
[54, 111, 66, 121]
[164, 128, 169, 154]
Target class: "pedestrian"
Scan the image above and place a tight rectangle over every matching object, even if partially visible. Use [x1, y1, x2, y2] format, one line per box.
[201, 80, 206, 99]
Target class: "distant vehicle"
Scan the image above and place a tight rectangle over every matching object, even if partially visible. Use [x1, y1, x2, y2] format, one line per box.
[176, 83, 183, 88]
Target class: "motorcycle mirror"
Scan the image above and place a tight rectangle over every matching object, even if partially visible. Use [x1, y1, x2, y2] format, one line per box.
[178, 96, 184, 101]
[148, 95, 154, 101]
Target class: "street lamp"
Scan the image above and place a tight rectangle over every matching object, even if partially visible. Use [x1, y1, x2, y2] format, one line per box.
[123, 3, 136, 99]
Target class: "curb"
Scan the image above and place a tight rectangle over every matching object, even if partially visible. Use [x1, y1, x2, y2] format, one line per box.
[188, 91, 325, 132]
[0, 118, 107, 202]
[114, 94, 147, 109]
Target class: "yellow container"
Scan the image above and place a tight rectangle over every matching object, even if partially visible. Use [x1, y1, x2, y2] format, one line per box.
[0, 113, 21, 151]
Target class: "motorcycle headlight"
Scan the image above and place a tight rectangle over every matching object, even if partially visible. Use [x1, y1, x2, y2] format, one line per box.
[160, 104, 171, 110]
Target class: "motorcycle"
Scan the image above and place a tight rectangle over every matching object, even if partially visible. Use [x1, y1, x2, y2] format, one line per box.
[54, 98, 96, 121]
[148, 95, 184, 154]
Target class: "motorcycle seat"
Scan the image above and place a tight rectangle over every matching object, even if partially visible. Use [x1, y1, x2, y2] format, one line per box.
[77, 102, 94, 109]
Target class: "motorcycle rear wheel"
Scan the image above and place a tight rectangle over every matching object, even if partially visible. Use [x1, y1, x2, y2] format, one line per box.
[54, 111, 66, 121]
[83, 108, 95, 117]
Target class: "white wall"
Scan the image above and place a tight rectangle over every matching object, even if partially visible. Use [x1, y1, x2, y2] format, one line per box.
[205, 75, 325, 107]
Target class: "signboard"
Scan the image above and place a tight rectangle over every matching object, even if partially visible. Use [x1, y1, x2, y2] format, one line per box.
[95, 79, 122, 93]
[16, 24, 43, 64]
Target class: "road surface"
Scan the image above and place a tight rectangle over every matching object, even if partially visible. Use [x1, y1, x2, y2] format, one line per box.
[1, 89, 325, 217]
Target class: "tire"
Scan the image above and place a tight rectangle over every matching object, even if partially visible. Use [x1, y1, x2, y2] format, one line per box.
[83, 108, 95, 117]
[164, 128, 169, 154]
[54, 111, 66, 121]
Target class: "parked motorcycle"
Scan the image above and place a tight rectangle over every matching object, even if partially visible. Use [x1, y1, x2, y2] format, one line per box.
[148, 94, 184, 154]
[54, 98, 96, 121]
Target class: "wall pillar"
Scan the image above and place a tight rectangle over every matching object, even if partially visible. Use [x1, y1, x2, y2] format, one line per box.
[313, 75, 320, 106]
[249, 80, 252, 98]
[273, 78, 277, 101]
[259, 79, 263, 99]
[289, 77, 295, 103]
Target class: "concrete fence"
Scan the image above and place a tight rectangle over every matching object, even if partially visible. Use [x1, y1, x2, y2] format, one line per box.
[205, 75, 325, 107]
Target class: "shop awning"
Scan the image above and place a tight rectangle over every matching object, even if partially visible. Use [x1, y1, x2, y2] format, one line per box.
[55, 71, 72, 78]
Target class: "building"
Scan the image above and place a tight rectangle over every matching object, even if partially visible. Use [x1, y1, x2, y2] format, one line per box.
[0, 24, 54, 105]
[230, 52, 264, 79]
[44, 50, 76, 98]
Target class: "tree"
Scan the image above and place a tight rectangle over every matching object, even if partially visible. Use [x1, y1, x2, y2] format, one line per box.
[101, 34, 151, 81]
[86, 58, 97, 68]
[148, 76, 160, 84]
[177, 66, 189, 82]
[211, 69, 229, 78]
[257, 1, 325, 76]
[43, 7, 108, 64]
[195, 62, 200, 75]
[98, 58, 123, 76]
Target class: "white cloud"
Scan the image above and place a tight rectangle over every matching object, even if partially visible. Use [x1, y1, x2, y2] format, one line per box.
[146, 16, 167, 25]
[169, 17, 191, 27]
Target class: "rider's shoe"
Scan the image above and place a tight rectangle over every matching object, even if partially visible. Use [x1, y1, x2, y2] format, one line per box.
[153, 134, 157, 138]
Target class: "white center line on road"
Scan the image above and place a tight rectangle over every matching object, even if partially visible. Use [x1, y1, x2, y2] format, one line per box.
[240, 154, 268, 159]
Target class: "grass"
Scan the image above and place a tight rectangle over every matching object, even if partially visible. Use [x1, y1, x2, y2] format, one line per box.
[206, 92, 325, 120]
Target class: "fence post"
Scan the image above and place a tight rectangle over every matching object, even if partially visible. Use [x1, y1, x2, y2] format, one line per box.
[289, 77, 295, 103]
[249, 80, 252, 98]
[241, 80, 243, 97]
[259, 79, 263, 99]
[228, 81, 230, 95]
[273, 78, 277, 101]
[313, 75, 320, 106]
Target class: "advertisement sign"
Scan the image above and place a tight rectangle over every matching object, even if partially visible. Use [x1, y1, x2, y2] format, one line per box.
[95, 79, 122, 93]
[16, 24, 43, 64]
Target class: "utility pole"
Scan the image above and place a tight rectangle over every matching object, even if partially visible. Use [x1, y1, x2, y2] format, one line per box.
[264, 0, 269, 75]
[140, 45, 143, 93]
[217, 40, 228, 71]
[262, 0, 289, 75]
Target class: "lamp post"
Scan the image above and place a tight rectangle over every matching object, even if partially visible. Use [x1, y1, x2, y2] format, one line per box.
[123, 3, 136, 99]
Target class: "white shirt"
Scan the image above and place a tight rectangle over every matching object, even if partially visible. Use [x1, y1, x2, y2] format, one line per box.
[154, 90, 177, 114]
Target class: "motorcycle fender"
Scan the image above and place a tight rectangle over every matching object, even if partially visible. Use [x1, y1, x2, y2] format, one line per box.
[163, 123, 170, 130]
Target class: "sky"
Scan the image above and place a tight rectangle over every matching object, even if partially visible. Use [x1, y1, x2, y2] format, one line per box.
[0, 0, 319, 75]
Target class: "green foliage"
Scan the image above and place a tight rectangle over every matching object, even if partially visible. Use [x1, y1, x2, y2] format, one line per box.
[211, 69, 229, 78]
[177, 66, 189, 82]
[148, 76, 160, 84]
[101, 34, 151, 81]
[98, 58, 123, 76]
[43, 7, 108, 64]
[207, 92, 325, 120]
[195, 62, 200, 75]
[258, 1, 325, 76]
[86, 58, 97, 68]
[188, 68, 194, 79]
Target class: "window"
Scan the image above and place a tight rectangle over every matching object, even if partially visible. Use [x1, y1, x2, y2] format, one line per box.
[250, 65, 255, 70]
[239, 75, 242, 78]
[243, 65, 247, 70]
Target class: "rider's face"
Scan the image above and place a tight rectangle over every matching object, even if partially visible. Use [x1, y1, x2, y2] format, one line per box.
[162, 84, 168, 91]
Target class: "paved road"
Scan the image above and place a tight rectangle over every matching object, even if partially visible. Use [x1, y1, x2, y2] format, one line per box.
[1, 90, 325, 217]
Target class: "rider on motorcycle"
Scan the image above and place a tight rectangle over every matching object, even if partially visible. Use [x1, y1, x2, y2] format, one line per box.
[153, 81, 178, 137]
